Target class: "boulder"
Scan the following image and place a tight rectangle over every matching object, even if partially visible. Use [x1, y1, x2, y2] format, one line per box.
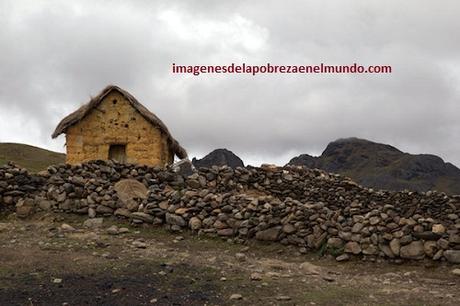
[400, 241, 424, 259]
[165, 213, 186, 227]
[344, 241, 361, 254]
[114, 179, 148, 206]
[131, 212, 154, 223]
[256, 227, 281, 241]
[83, 218, 104, 229]
[444, 250, 460, 263]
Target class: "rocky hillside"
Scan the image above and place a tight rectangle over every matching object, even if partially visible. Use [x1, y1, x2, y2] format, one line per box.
[0, 143, 65, 172]
[288, 138, 460, 195]
[192, 148, 244, 169]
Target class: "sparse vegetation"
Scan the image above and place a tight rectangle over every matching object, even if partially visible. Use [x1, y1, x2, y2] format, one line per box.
[0, 143, 65, 172]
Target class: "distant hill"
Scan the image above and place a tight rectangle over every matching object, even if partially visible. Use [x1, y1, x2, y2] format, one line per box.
[0, 143, 65, 172]
[288, 138, 460, 195]
[192, 148, 244, 169]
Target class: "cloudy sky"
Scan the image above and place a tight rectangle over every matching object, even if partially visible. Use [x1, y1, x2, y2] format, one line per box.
[1, 0, 459, 166]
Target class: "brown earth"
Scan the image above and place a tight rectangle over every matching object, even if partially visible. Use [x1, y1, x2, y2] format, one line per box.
[0, 213, 459, 306]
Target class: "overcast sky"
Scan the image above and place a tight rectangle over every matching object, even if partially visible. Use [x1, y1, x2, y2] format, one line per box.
[1, 0, 459, 166]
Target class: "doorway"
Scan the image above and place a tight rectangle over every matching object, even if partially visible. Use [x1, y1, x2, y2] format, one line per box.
[108, 144, 127, 163]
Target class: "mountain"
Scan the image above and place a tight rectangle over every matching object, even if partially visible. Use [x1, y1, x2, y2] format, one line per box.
[288, 138, 460, 195]
[0, 143, 65, 172]
[192, 148, 244, 169]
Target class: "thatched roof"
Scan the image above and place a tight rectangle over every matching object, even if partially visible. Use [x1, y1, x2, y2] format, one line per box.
[52, 85, 187, 159]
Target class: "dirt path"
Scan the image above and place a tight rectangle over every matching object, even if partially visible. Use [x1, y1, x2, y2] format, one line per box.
[0, 213, 459, 305]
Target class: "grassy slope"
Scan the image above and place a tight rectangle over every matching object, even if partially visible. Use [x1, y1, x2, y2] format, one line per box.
[0, 143, 65, 172]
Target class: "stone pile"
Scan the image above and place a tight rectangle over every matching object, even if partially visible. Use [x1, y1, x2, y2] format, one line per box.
[1, 160, 460, 263]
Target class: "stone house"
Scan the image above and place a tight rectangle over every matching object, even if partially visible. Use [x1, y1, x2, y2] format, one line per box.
[52, 85, 187, 166]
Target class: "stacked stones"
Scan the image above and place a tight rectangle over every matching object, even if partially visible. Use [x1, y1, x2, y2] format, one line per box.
[1, 160, 460, 263]
[0, 162, 46, 216]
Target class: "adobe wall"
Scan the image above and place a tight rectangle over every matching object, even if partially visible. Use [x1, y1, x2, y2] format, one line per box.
[65, 91, 173, 166]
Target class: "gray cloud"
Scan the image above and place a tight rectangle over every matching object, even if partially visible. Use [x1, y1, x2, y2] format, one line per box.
[0, 0, 459, 166]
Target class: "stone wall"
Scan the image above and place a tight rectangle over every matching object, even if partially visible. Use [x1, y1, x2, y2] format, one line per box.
[66, 91, 172, 166]
[1, 160, 460, 264]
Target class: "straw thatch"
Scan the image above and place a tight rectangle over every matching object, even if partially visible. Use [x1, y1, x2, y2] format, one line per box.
[52, 85, 187, 159]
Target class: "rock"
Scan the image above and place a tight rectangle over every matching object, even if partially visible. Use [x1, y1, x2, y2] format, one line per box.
[2, 196, 13, 205]
[165, 213, 186, 227]
[432, 224, 446, 234]
[400, 241, 425, 259]
[235, 253, 247, 261]
[213, 220, 227, 230]
[362, 244, 378, 255]
[189, 217, 202, 231]
[170, 159, 194, 176]
[282, 223, 296, 234]
[444, 250, 460, 263]
[217, 228, 234, 236]
[322, 275, 335, 282]
[114, 179, 148, 206]
[0, 223, 10, 232]
[276, 296, 292, 301]
[255, 227, 281, 241]
[60, 223, 76, 232]
[390, 239, 401, 256]
[413, 232, 441, 241]
[96, 205, 113, 214]
[114, 208, 132, 218]
[175, 208, 188, 215]
[369, 216, 380, 225]
[83, 218, 104, 229]
[352, 223, 364, 233]
[106, 225, 119, 235]
[38, 199, 52, 211]
[229, 294, 243, 300]
[452, 269, 460, 276]
[336, 254, 350, 262]
[424, 241, 437, 257]
[449, 234, 460, 244]
[88, 207, 96, 218]
[131, 212, 154, 223]
[250, 272, 262, 281]
[344, 241, 361, 254]
[16, 205, 33, 218]
[300, 262, 321, 275]
[433, 249, 444, 261]
[159, 201, 169, 210]
[327, 237, 344, 249]
[437, 238, 449, 249]
[132, 240, 147, 249]
[379, 244, 395, 258]
[118, 227, 129, 234]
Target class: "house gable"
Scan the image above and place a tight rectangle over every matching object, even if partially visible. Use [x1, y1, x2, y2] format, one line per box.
[65, 90, 172, 166]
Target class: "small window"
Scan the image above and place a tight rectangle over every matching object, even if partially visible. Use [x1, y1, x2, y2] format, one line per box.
[113, 99, 117, 104]
[108, 144, 126, 163]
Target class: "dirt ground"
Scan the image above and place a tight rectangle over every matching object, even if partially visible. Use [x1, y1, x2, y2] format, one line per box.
[0, 213, 459, 306]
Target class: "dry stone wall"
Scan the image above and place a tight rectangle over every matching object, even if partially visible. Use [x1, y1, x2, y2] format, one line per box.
[1, 160, 460, 264]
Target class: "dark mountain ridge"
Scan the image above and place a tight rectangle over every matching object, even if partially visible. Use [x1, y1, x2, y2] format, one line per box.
[288, 137, 460, 195]
[192, 148, 244, 169]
